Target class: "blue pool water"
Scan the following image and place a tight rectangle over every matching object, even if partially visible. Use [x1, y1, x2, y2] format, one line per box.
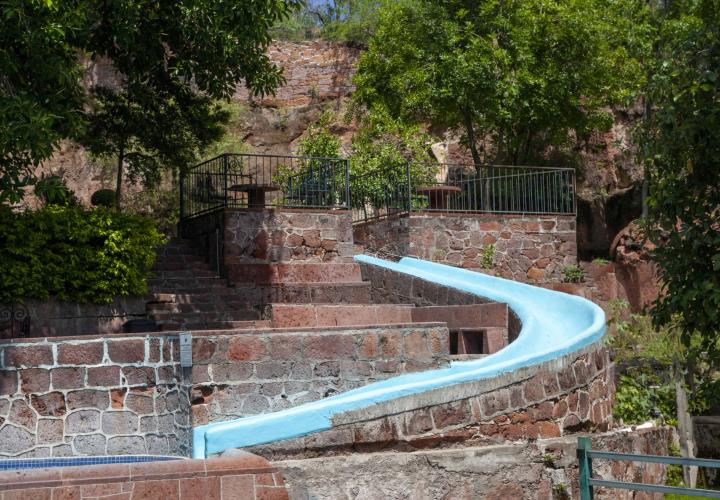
[0, 455, 182, 471]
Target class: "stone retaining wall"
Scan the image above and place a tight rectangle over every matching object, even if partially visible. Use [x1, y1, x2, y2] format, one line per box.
[1, 298, 147, 339]
[237, 343, 614, 461]
[190, 325, 450, 426]
[354, 213, 577, 282]
[0, 324, 449, 457]
[0, 335, 190, 458]
[0, 453, 288, 500]
[274, 426, 671, 500]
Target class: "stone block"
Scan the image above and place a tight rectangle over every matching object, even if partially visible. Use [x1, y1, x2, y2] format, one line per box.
[66, 389, 108, 411]
[20, 368, 50, 393]
[0, 424, 34, 454]
[431, 401, 470, 429]
[37, 418, 63, 444]
[107, 339, 146, 363]
[107, 435, 146, 455]
[9, 399, 38, 430]
[480, 390, 510, 418]
[212, 363, 253, 383]
[227, 336, 267, 361]
[51, 367, 85, 390]
[102, 411, 138, 435]
[31, 392, 66, 416]
[122, 366, 156, 386]
[523, 377, 544, 404]
[269, 336, 301, 360]
[66, 410, 101, 434]
[0, 370, 18, 395]
[303, 334, 354, 359]
[3, 345, 53, 367]
[87, 365, 121, 387]
[58, 342, 103, 365]
[403, 331, 431, 359]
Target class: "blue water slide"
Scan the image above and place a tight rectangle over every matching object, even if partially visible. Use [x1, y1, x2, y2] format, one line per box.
[192, 255, 605, 458]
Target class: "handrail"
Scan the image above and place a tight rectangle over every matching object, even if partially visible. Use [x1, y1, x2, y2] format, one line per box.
[577, 436, 720, 499]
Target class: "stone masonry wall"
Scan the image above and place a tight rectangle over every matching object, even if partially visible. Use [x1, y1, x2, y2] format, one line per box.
[224, 209, 354, 265]
[0, 335, 190, 458]
[354, 213, 577, 282]
[0, 454, 290, 500]
[1, 298, 148, 339]
[358, 261, 523, 343]
[234, 41, 359, 107]
[190, 325, 450, 426]
[239, 343, 614, 461]
[275, 426, 671, 500]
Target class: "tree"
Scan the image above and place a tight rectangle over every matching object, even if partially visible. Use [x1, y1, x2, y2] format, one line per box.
[353, 0, 650, 167]
[1, 0, 302, 206]
[0, 0, 86, 203]
[639, 0, 720, 485]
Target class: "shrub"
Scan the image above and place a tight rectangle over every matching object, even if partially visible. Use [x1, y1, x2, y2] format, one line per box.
[0, 206, 165, 304]
[34, 175, 75, 206]
[91, 188, 116, 207]
[562, 264, 585, 283]
[480, 244, 495, 269]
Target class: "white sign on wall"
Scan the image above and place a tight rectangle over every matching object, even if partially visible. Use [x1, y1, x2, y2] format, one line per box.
[179, 332, 192, 368]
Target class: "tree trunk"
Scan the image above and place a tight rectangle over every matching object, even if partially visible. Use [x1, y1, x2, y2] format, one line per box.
[675, 358, 698, 488]
[115, 146, 125, 210]
[462, 108, 482, 169]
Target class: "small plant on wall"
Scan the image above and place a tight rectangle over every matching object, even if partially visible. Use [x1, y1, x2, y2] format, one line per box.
[562, 264, 585, 283]
[480, 244, 495, 269]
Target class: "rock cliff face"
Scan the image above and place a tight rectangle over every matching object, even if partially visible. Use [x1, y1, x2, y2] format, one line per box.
[36, 40, 648, 262]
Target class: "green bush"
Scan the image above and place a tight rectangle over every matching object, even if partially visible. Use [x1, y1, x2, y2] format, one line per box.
[34, 175, 75, 206]
[562, 264, 585, 283]
[0, 206, 165, 304]
[91, 189, 116, 208]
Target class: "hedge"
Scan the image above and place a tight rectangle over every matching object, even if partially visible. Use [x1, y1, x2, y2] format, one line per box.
[0, 206, 165, 304]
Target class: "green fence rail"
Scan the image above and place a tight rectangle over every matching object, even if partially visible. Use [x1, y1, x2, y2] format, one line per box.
[578, 436, 720, 499]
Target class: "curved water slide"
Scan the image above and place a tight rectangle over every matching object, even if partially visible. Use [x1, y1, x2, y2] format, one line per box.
[192, 255, 605, 458]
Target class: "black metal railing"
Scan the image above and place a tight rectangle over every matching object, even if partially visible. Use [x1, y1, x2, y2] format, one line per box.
[351, 162, 576, 223]
[0, 304, 30, 339]
[180, 153, 350, 220]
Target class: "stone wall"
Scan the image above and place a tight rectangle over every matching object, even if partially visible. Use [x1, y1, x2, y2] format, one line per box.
[1, 298, 148, 339]
[239, 343, 614, 461]
[180, 208, 359, 285]
[354, 213, 578, 282]
[0, 324, 449, 456]
[0, 334, 190, 458]
[189, 325, 450, 426]
[0, 453, 289, 500]
[234, 41, 359, 107]
[274, 426, 671, 500]
[358, 261, 523, 343]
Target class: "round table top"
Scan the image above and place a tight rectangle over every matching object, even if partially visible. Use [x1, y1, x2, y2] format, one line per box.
[228, 183, 281, 192]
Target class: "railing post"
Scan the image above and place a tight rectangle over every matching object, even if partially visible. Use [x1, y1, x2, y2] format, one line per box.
[345, 159, 351, 209]
[222, 154, 229, 208]
[406, 161, 412, 214]
[179, 171, 185, 221]
[578, 437, 594, 500]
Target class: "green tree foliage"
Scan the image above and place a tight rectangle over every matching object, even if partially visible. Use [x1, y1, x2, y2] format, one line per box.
[0, 206, 165, 304]
[639, 0, 720, 360]
[353, 0, 651, 166]
[1, 0, 301, 206]
[0, 0, 86, 203]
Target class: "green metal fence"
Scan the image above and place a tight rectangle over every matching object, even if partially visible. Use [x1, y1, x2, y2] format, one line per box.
[578, 436, 720, 499]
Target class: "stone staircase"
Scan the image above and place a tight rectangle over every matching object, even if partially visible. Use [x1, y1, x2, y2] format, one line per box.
[146, 239, 512, 357]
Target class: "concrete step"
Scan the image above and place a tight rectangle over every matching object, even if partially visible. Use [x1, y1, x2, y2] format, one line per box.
[152, 258, 211, 271]
[150, 269, 220, 279]
[269, 304, 415, 328]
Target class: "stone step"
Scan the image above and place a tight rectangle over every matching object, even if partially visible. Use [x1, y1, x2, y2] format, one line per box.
[232, 282, 372, 305]
[151, 259, 215, 272]
[147, 300, 258, 315]
[410, 303, 508, 329]
[450, 327, 507, 355]
[148, 309, 260, 323]
[227, 263, 363, 285]
[269, 304, 415, 328]
[150, 269, 220, 279]
[147, 276, 232, 291]
[157, 319, 271, 331]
